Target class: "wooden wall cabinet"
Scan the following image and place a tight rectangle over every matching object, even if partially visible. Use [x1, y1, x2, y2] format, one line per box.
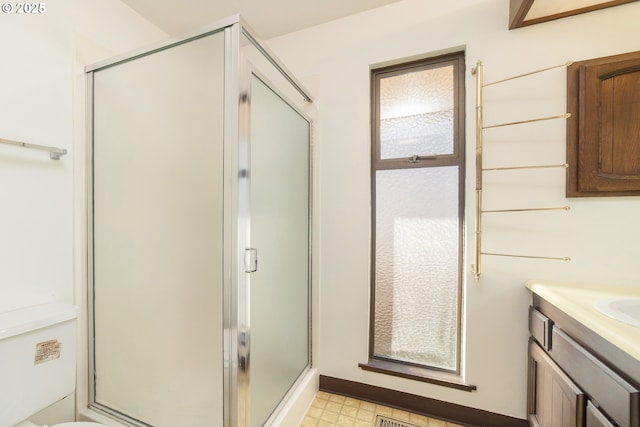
[567, 51, 640, 197]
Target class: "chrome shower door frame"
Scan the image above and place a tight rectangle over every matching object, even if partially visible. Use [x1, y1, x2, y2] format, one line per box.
[85, 15, 314, 427]
[234, 20, 314, 427]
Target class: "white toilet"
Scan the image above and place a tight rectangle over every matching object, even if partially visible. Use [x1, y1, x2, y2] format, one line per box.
[0, 303, 107, 427]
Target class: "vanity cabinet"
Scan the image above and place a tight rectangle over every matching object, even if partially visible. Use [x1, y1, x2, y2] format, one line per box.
[528, 301, 640, 427]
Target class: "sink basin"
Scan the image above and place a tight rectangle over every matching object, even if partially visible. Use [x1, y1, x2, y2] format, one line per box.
[595, 298, 640, 327]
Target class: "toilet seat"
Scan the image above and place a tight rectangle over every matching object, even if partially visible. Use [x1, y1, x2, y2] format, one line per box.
[52, 423, 107, 427]
[53, 423, 107, 427]
[13, 422, 106, 427]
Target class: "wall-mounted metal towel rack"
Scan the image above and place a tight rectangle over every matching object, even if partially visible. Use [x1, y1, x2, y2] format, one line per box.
[471, 61, 571, 279]
[0, 137, 67, 160]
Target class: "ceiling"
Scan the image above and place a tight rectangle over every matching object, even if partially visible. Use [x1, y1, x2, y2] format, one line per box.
[119, 0, 637, 41]
[119, 0, 407, 39]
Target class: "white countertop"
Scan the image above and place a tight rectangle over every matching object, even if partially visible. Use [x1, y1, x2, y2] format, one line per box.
[526, 279, 640, 362]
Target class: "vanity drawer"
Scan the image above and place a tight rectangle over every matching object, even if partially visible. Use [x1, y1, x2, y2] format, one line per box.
[551, 327, 640, 427]
[529, 307, 552, 351]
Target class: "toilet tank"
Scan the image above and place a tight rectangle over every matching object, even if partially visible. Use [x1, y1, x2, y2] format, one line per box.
[0, 303, 79, 427]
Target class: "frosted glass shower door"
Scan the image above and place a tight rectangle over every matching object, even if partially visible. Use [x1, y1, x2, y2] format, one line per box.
[91, 31, 225, 426]
[247, 74, 311, 427]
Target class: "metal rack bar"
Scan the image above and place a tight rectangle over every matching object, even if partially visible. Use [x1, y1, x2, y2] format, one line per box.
[0, 137, 67, 160]
[482, 252, 571, 262]
[482, 206, 570, 213]
[471, 61, 484, 279]
[483, 163, 568, 172]
[484, 61, 572, 87]
[484, 113, 571, 130]
[471, 60, 571, 279]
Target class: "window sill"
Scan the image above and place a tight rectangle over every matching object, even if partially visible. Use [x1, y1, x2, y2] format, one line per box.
[359, 359, 476, 392]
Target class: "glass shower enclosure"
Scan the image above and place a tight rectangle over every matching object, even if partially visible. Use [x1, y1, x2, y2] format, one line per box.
[86, 16, 312, 427]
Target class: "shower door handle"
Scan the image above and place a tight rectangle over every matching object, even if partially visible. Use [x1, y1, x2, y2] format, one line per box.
[244, 248, 258, 273]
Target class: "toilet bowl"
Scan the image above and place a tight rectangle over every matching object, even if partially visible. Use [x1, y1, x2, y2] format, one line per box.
[0, 303, 107, 427]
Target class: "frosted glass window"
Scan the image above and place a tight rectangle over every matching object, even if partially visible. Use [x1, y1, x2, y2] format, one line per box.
[370, 52, 464, 376]
[379, 65, 454, 159]
[374, 167, 459, 370]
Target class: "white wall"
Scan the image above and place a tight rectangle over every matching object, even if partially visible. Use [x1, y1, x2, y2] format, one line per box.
[0, 1, 75, 313]
[0, 0, 165, 423]
[268, 0, 640, 419]
[0, 0, 165, 314]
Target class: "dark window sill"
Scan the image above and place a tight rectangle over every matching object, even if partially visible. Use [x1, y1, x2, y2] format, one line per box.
[359, 359, 477, 392]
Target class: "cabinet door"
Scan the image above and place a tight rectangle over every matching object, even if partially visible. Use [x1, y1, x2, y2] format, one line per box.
[587, 401, 616, 427]
[566, 50, 640, 197]
[529, 340, 586, 427]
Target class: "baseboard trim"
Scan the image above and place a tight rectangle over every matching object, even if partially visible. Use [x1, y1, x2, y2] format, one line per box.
[319, 375, 528, 427]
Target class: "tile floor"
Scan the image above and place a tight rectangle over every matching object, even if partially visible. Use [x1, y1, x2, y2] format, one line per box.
[300, 391, 465, 427]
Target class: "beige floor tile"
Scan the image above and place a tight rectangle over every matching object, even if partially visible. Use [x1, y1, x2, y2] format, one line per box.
[336, 413, 356, 426]
[355, 408, 374, 422]
[428, 418, 447, 427]
[320, 410, 339, 423]
[317, 421, 336, 427]
[375, 404, 394, 416]
[325, 401, 343, 413]
[311, 397, 328, 409]
[300, 415, 318, 427]
[410, 412, 431, 425]
[343, 397, 361, 408]
[354, 420, 373, 427]
[306, 406, 324, 419]
[329, 394, 346, 403]
[316, 391, 332, 400]
[341, 405, 358, 418]
[359, 401, 376, 412]
[391, 408, 412, 421]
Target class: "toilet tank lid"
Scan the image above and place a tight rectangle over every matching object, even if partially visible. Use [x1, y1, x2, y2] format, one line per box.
[0, 303, 79, 340]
